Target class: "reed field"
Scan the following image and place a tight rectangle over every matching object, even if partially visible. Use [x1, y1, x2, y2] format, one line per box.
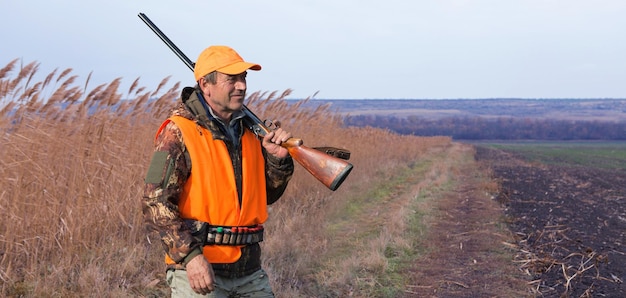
[1, 59, 467, 297]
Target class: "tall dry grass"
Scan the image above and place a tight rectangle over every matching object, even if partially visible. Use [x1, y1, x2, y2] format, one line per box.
[1, 59, 452, 297]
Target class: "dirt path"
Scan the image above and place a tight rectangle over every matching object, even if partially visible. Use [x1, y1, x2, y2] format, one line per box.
[403, 144, 530, 297]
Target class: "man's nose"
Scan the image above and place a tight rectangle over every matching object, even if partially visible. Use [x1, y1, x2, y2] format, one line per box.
[235, 80, 246, 90]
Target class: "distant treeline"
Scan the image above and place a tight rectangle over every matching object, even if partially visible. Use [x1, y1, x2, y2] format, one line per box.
[344, 115, 626, 140]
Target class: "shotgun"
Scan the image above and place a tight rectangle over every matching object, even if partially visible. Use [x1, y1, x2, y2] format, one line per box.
[138, 13, 353, 191]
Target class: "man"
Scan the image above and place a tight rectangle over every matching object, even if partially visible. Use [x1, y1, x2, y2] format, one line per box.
[142, 45, 294, 297]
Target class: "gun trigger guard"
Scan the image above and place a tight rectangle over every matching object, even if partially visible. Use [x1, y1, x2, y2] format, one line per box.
[263, 119, 280, 130]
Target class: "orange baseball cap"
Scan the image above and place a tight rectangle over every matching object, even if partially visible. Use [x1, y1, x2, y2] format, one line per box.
[193, 45, 261, 81]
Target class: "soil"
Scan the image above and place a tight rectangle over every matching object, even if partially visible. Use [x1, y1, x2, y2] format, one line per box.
[404, 145, 626, 298]
[477, 146, 626, 297]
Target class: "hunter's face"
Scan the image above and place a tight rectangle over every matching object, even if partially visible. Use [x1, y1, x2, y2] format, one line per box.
[200, 71, 247, 120]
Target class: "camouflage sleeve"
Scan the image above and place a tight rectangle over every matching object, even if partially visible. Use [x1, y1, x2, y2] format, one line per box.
[264, 152, 294, 205]
[142, 121, 201, 265]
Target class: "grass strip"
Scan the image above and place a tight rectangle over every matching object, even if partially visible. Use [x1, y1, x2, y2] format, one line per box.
[311, 147, 460, 297]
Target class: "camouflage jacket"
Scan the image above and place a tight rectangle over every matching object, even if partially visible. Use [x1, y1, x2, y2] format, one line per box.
[142, 87, 294, 276]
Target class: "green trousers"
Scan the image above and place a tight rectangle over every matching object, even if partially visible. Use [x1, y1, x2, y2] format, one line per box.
[166, 268, 274, 298]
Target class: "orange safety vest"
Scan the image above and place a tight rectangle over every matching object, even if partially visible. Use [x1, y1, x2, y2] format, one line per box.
[157, 115, 268, 264]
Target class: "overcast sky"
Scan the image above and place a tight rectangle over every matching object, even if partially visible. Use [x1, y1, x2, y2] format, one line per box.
[2, 1, 625, 99]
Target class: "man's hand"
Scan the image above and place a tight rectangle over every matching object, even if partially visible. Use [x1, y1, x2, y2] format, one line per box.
[263, 128, 292, 159]
[186, 255, 215, 295]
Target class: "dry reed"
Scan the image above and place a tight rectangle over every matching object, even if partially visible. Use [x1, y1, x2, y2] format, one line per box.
[1, 59, 455, 297]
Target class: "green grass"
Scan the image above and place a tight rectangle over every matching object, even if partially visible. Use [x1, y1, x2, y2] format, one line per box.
[323, 162, 424, 255]
[479, 141, 626, 169]
[313, 151, 455, 297]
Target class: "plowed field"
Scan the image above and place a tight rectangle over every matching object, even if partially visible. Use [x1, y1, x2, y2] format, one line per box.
[476, 146, 626, 297]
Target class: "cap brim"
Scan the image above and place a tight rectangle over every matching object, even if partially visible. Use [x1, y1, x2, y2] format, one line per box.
[218, 62, 262, 75]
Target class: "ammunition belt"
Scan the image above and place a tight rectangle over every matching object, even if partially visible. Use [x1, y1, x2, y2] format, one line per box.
[206, 225, 264, 246]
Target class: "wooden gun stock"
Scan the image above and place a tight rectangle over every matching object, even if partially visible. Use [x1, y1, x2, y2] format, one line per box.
[287, 142, 354, 191]
[138, 12, 353, 190]
[242, 107, 353, 191]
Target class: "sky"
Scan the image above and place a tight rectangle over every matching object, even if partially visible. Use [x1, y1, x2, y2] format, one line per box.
[2, 0, 626, 100]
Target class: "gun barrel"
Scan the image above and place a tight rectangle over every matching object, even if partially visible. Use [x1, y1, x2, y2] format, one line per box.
[138, 13, 195, 71]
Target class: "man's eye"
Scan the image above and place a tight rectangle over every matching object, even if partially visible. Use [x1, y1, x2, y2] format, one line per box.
[225, 74, 245, 82]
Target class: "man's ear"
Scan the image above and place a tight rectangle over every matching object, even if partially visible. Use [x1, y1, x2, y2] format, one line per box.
[198, 78, 210, 97]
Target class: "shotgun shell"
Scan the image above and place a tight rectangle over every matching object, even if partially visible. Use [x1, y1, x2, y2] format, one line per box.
[214, 227, 223, 244]
[206, 229, 216, 244]
[223, 228, 231, 244]
[235, 227, 244, 245]
[249, 226, 257, 243]
[243, 228, 253, 244]
[229, 227, 238, 245]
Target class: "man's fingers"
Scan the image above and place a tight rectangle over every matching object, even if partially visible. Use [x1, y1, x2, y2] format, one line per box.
[264, 131, 275, 142]
[190, 277, 212, 295]
[195, 271, 215, 294]
[268, 128, 292, 144]
[189, 273, 207, 294]
[206, 266, 216, 292]
[186, 255, 215, 294]
[200, 271, 214, 292]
